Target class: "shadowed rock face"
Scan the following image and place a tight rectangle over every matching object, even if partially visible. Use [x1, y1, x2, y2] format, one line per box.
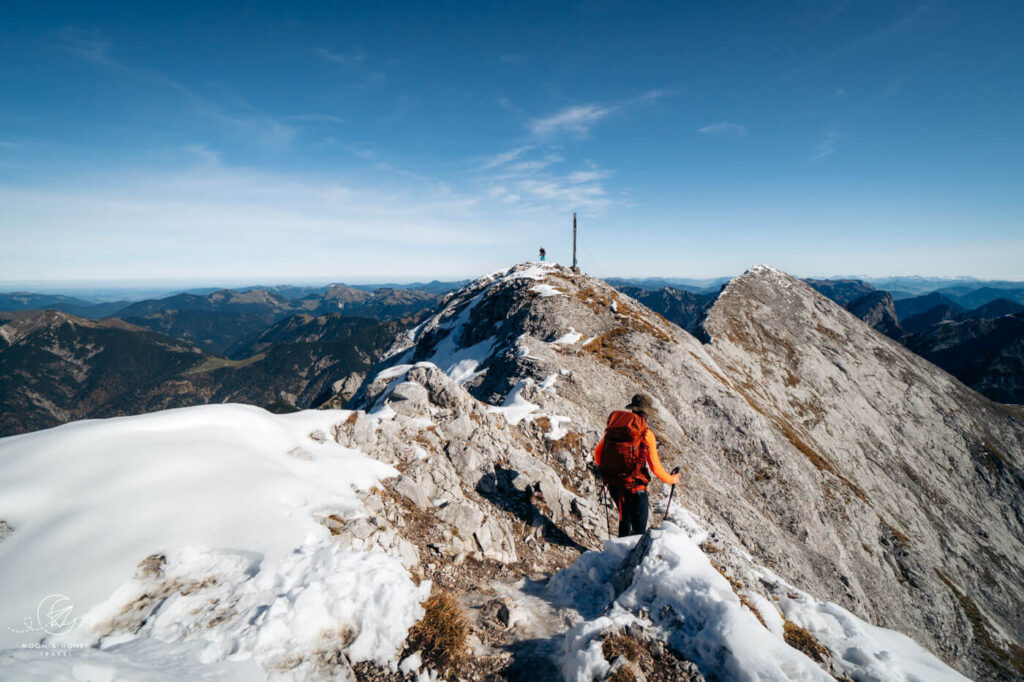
[352, 262, 1024, 680]
[906, 312, 1024, 405]
[803, 278, 876, 306]
[844, 290, 903, 339]
[613, 286, 717, 342]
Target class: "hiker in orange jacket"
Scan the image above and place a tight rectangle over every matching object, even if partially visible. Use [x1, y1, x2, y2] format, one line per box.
[593, 393, 680, 536]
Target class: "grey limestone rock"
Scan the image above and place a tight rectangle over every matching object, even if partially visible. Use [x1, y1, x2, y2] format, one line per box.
[336, 262, 1023, 680]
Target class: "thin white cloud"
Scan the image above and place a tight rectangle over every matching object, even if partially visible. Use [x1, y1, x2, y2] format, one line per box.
[528, 90, 667, 139]
[55, 26, 112, 64]
[503, 155, 564, 175]
[315, 47, 366, 66]
[699, 122, 747, 136]
[496, 93, 522, 114]
[56, 28, 300, 151]
[529, 104, 614, 138]
[566, 170, 611, 184]
[285, 114, 344, 124]
[815, 131, 841, 160]
[183, 144, 221, 165]
[481, 146, 534, 169]
[316, 47, 388, 88]
[515, 176, 608, 210]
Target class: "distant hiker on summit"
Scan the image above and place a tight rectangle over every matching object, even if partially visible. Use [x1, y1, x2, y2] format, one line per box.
[539, 247, 546, 262]
[593, 394, 680, 536]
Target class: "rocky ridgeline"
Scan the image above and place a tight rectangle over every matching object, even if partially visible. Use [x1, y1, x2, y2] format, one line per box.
[320, 262, 1023, 680]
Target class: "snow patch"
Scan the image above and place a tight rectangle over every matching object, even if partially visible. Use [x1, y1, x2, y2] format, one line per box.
[545, 415, 573, 441]
[489, 380, 540, 425]
[0, 405, 425, 678]
[552, 329, 583, 345]
[531, 284, 562, 298]
[774, 580, 970, 681]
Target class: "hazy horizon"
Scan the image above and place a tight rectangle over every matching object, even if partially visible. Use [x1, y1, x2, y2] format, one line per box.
[3, 266, 1023, 301]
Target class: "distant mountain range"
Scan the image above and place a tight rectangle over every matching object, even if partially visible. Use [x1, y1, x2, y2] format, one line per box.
[603, 276, 731, 293]
[3, 273, 1021, 437]
[0, 307, 420, 436]
[610, 277, 1024, 405]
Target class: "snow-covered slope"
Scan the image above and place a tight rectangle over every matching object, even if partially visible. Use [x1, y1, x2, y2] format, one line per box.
[0, 405, 426, 680]
[554, 513, 968, 682]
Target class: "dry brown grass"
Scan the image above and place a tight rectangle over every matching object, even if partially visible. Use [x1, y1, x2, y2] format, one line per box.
[783, 620, 827, 662]
[582, 327, 646, 374]
[602, 630, 653, 681]
[409, 592, 469, 676]
[935, 569, 1024, 678]
[739, 594, 767, 628]
[552, 431, 585, 454]
[710, 561, 767, 628]
[602, 631, 647, 664]
[608, 666, 638, 682]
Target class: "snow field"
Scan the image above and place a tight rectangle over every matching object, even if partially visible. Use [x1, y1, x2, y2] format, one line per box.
[0, 405, 428, 679]
[553, 508, 969, 682]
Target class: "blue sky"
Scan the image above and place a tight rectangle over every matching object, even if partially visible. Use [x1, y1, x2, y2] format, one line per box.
[1, 1, 1021, 284]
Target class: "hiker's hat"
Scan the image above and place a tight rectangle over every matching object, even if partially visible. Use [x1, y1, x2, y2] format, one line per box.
[626, 393, 655, 415]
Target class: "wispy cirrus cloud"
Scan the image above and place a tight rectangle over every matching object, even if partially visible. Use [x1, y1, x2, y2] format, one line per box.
[284, 114, 345, 124]
[55, 26, 112, 65]
[316, 46, 388, 87]
[55, 27, 301, 150]
[814, 131, 841, 160]
[699, 122, 747, 137]
[528, 89, 667, 139]
[481, 146, 534, 169]
[529, 104, 613, 138]
[183, 144, 221, 165]
[478, 146, 612, 211]
[315, 47, 366, 66]
[514, 175, 609, 209]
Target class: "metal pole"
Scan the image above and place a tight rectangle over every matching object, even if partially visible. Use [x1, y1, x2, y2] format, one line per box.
[572, 213, 578, 271]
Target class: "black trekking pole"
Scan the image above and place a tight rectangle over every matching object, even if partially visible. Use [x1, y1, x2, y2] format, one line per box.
[663, 467, 681, 523]
[599, 482, 610, 542]
[589, 463, 610, 542]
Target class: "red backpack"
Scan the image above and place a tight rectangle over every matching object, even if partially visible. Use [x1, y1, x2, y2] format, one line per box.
[598, 410, 651, 490]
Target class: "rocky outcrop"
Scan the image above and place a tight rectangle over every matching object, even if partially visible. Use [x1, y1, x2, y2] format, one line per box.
[337, 363, 604, 573]
[844, 290, 903, 339]
[347, 262, 1024, 680]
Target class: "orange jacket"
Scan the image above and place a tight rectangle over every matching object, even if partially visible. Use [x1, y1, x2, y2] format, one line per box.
[593, 421, 679, 487]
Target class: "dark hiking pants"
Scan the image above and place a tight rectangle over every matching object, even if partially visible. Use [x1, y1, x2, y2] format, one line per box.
[609, 487, 649, 537]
